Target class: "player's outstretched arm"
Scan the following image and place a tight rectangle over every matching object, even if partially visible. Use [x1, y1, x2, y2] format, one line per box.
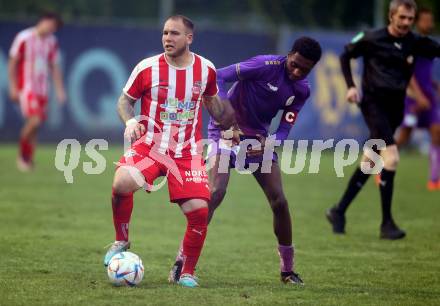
[117, 93, 145, 141]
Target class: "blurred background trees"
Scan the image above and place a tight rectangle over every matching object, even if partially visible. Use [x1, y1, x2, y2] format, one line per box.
[0, 0, 438, 32]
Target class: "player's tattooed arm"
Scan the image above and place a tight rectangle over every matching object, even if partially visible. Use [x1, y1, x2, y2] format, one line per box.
[117, 93, 146, 141]
[203, 94, 236, 129]
[204, 95, 242, 145]
[117, 93, 136, 122]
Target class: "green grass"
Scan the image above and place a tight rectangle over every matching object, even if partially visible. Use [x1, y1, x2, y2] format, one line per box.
[0, 144, 439, 305]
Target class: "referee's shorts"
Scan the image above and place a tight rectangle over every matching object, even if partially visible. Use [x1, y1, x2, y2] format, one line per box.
[360, 93, 405, 146]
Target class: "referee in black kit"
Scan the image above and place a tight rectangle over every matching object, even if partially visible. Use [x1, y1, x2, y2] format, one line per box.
[327, 0, 440, 239]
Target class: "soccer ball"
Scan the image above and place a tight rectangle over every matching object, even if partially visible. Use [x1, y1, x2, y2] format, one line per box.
[107, 251, 144, 286]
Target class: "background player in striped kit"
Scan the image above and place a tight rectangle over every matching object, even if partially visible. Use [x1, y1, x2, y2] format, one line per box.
[8, 12, 66, 171]
[103, 15, 236, 288]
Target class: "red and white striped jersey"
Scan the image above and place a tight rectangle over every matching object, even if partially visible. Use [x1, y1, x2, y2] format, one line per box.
[9, 27, 59, 99]
[123, 53, 218, 158]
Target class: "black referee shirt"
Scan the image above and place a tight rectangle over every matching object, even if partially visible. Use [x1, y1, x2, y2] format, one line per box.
[340, 27, 440, 96]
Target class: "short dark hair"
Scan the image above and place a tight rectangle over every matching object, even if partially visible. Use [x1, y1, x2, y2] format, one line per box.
[416, 8, 433, 21]
[389, 0, 417, 16]
[39, 11, 63, 29]
[166, 15, 195, 33]
[290, 36, 322, 63]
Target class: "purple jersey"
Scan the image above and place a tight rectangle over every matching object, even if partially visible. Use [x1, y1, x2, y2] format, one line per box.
[412, 57, 435, 102]
[208, 55, 310, 139]
[403, 57, 440, 128]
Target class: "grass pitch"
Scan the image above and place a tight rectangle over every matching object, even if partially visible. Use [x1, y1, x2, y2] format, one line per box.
[0, 144, 439, 305]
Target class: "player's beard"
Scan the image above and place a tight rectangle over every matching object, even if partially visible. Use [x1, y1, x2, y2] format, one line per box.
[167, 45, 187, 58]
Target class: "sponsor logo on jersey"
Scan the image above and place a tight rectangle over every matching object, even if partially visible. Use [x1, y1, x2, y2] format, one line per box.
[264, 60, 281, 65]
[184, 170, 208, 177]
[192, 81, 202, 95]
[285, 95, 296, 106]
[160, 97, 196, 123]
[394, 42, 402, 50]
[184, 170, 208, 183]
[267, 83, 278, 91]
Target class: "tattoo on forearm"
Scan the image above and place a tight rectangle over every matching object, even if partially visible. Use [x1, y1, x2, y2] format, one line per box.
[207, 98, 225, 120]
[117, 93, 136, 123]
[204, 95, 235, 129]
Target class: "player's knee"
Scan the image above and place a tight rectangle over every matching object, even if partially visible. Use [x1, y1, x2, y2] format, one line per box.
[112, 168, 140, 194]
[269, 195, 289, 215]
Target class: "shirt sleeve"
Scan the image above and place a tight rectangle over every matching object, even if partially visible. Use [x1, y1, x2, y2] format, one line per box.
[343, 31, 369, 59]
[204, 66, 219, 97]
[216, 56, 270, 99]
[123, 63, 145, 100]
[216, 64, 237, 99]
[9, 33, 25, 59]
[275, 108, 300, 141]
[340, 31, 369, 88]
[236, 56, 268, 81]
[413, 36, 440, 59]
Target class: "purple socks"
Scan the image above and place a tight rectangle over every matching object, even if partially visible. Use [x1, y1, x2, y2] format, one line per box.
[278, 245, 294, 273]
[429, 145, 440, 182]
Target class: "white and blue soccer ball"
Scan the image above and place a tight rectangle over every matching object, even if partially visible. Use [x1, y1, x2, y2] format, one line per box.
[107, 251, 144, 286]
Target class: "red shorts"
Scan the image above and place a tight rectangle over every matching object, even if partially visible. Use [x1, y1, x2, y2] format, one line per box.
[19, 92, 48, 120]
[117, 142, 210, 203]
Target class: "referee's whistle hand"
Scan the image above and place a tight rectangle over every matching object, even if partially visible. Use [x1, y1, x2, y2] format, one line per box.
[346, 87, 360, 104]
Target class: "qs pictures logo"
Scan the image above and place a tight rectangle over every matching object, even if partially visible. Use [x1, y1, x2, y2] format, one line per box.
[314, 51, 360, 126]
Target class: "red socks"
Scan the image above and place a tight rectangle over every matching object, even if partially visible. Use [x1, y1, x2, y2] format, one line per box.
[181, 207, 209, 275]
[20, 137, 34, 162]
[111, 189, 134, 241]
[111, 191, 207, 276]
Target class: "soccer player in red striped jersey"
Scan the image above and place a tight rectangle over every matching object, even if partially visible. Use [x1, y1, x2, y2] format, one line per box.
[8, 12, 66, 171]
[103, 15, 236, 288]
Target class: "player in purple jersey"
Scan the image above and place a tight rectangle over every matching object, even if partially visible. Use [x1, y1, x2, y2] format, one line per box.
[167, 37, 322, 285]
[395, 8, 440, 191]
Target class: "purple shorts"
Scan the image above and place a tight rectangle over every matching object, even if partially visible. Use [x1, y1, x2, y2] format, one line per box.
[207, 126, 278, 170]
[402, 97, 440, 129]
